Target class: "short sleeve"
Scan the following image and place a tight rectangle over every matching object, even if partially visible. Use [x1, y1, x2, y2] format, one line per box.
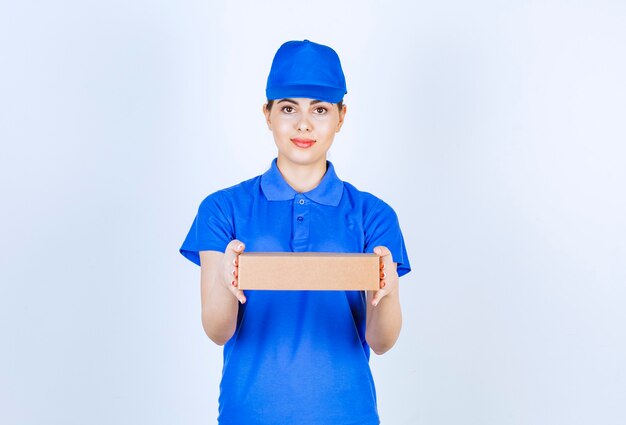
[179, 191, 235, 266]
[364, 199, 411, 277]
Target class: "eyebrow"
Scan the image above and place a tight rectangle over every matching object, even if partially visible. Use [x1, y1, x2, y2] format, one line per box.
[277, 98, 325, 105]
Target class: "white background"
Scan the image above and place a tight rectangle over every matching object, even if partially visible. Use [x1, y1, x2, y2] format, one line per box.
[1, 1, 625, 424]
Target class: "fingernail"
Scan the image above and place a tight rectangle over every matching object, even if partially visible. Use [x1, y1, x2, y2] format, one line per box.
[381, 281, 386, 288]
[382, 272, 386, 278]
[373, 300, 379, 307]
[231, 280, 236, 286]
[232, 269, 236, 276]
[233, 259, 237, 266]
[237, 244, 243, 251]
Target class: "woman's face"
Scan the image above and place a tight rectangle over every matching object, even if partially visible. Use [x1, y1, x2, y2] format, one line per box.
[263, 98, 346, 169]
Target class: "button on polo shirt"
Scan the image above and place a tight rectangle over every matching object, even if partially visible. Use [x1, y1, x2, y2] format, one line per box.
[292, 194, 309, 250]
[180, 159, 410, 425]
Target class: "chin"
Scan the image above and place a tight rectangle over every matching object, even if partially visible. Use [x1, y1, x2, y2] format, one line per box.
[277, 141, 332, 165]
[278, 150, 327, 167]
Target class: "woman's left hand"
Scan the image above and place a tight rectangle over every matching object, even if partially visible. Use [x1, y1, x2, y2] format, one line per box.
[371, 246, 399, 307]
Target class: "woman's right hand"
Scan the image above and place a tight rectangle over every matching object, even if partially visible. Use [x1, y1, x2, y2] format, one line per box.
[222, 239, 246, 304]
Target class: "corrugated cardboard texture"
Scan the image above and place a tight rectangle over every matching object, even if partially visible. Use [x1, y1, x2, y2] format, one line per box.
[238, 252, 380, 290]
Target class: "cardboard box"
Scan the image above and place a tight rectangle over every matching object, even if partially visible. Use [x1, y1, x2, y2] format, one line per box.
[238, 252, 380, 290]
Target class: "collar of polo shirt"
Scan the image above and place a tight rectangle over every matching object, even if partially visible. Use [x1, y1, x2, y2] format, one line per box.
[260, 158, 344, 206]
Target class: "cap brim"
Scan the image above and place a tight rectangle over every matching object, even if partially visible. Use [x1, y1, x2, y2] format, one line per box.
[266, 85, 345, 104]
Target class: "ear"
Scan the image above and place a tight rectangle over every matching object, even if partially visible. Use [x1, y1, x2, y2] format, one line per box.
[336, 104, 347, 132]
[262, 103, 272, 130]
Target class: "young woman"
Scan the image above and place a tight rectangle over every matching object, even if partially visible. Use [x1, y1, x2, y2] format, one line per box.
[181, 39, 411, 425]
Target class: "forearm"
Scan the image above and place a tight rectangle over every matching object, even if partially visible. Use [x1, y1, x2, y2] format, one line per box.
[199, 251, 240, 345]
[201, 276, 239, 345]
[365, 287, 402, 355]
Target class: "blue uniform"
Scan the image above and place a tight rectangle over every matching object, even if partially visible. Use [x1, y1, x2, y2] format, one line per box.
[181, 159, 411, 425]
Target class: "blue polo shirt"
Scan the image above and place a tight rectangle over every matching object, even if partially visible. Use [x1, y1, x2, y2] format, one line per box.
[181, 159, 410, 425]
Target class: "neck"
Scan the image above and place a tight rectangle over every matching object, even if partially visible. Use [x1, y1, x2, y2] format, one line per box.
[276, 156, 327, 193]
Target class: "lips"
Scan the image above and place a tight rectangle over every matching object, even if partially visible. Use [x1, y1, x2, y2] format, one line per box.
[291, 138, 316, 149]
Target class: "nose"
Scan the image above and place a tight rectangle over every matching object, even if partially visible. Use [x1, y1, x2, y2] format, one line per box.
[297, 113, 312, 132]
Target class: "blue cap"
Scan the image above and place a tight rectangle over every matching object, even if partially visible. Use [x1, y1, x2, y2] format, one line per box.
[266, 40, 347, 103]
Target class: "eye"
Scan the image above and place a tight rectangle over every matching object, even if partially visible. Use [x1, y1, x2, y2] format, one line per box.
[313, 107, 328, 114]
[281, 105, 295, 114]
